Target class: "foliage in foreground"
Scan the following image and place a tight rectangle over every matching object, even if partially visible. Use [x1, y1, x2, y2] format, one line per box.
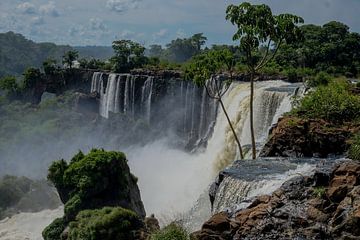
[291, 79, 360, 124]
[68, 207, 143, 240]
[150, 223, 189, 240]
[349, 134, 360, 161]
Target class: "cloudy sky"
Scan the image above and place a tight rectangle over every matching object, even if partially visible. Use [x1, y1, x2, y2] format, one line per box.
[0, 0, 359, 46]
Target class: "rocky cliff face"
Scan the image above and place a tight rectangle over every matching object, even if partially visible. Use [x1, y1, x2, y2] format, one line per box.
[193, 161, 360, 240]
[260, 116, 358, 158]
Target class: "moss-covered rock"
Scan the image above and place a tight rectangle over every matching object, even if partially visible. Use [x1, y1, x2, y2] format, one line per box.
[67, 207, 143, 240]
[43, 149, 146, 240]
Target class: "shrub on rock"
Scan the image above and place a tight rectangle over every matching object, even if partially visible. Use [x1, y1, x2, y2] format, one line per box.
[150, 223, 189, 240]
[349, 134, 360, 161]
[43, 149, 146, 240]
[68, 207, 143, 240]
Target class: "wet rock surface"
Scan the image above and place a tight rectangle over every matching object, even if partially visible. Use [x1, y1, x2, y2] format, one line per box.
[195, 161, 360, 240]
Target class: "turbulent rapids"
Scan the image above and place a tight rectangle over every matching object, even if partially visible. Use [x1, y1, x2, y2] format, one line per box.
[0, 72, 308, 239]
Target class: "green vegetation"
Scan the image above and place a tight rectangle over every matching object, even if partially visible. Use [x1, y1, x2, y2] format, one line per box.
[275, 21, 360, 77]
[292, 79, 360, 124]
[68, 207, 142, 240]
[226, 2, 303, 159]
[23, 67, 43, 89]
[313, 186, 326, 198]
[62, 51, 79, 69]
[150, 223, 189, 240]
[0, 32, 72, 78]
[43, 149, 144, 240]
[185, 48, 245, 159]
[349, 134, 360, 161]
[42, 218, 66, 240]
[148, 33, 207, 63]
[47, 149, 130, 219]
[110, 40, 148, 72]
[306, 71, 332, 87]
[0, 76, 21, 99]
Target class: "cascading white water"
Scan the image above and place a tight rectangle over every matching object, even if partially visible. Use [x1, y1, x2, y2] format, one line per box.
[0, 78, 303, 239]
[212, 163, 316, 214]
[90, 72, 102, 93]
[141, 76, 154, 123]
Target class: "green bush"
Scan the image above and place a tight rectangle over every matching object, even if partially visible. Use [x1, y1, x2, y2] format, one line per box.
[307, 71, 332, 87]
[150, 223, 189, 240]
[42, 218, 66, 240]
[349, 134, 360, 161]
[292, 79, 360, 123]
[67, 207, 142, 240]
[284, 68, 299, 82]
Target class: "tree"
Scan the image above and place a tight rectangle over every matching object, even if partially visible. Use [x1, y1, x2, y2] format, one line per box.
[191, 33, 207, 51]
[42, 58, 57, 75]
[0, 76, 20, 98]
[148, 44, 164, 58]
[62, 50, 79, 69]
[23, 67, 43, 89]
[165, 33, 207, 63]
[186, 49, 245, 159]
[111, 40, 147, 72]
[226, 2, 303, 159]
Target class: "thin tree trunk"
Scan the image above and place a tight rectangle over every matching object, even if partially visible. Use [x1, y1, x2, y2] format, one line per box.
[250, 72, 256, 159]
[218, 97, 244, 160]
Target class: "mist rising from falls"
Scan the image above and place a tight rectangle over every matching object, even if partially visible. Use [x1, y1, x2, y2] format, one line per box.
[125, 80, 297, 223]
[90, 74, 298, 222]
[0, 73, 300, 238]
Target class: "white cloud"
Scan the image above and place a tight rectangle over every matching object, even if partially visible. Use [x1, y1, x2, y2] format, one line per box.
[153, 28, 168, 39]
[40, 1, 60, 17]
[176, 29, 187, 38]
[17, 2, 36, 15]
[31, 16, 45, 25]
[106, 0, 142, 13]
[89, 18, 107, 31]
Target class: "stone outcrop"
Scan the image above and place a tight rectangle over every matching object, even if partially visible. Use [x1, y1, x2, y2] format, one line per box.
[74, 91, 99, 115]
[260, 117, 357, 158]
[24, 69, 94, 104]
[43, 149, 147, 240]
[193, 161, 360, 240]
[0, 176, 61, 220]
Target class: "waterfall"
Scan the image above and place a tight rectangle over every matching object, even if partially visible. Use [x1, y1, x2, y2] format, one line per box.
[124, 75, 131, 115]
[198, 87, 207, 139]
[212, 162, 316, 214]
[180, 81, 301, 231]
[141, 76, 154, 123]
[90, 72, 103, 93]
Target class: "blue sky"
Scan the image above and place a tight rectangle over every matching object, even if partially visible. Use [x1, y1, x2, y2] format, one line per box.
[0, 0, 359, 46]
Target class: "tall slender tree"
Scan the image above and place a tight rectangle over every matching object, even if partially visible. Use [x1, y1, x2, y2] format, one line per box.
[62, 50, 79, 70]
[226, 2, 304, 159]
[186, 49, 245, 159]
